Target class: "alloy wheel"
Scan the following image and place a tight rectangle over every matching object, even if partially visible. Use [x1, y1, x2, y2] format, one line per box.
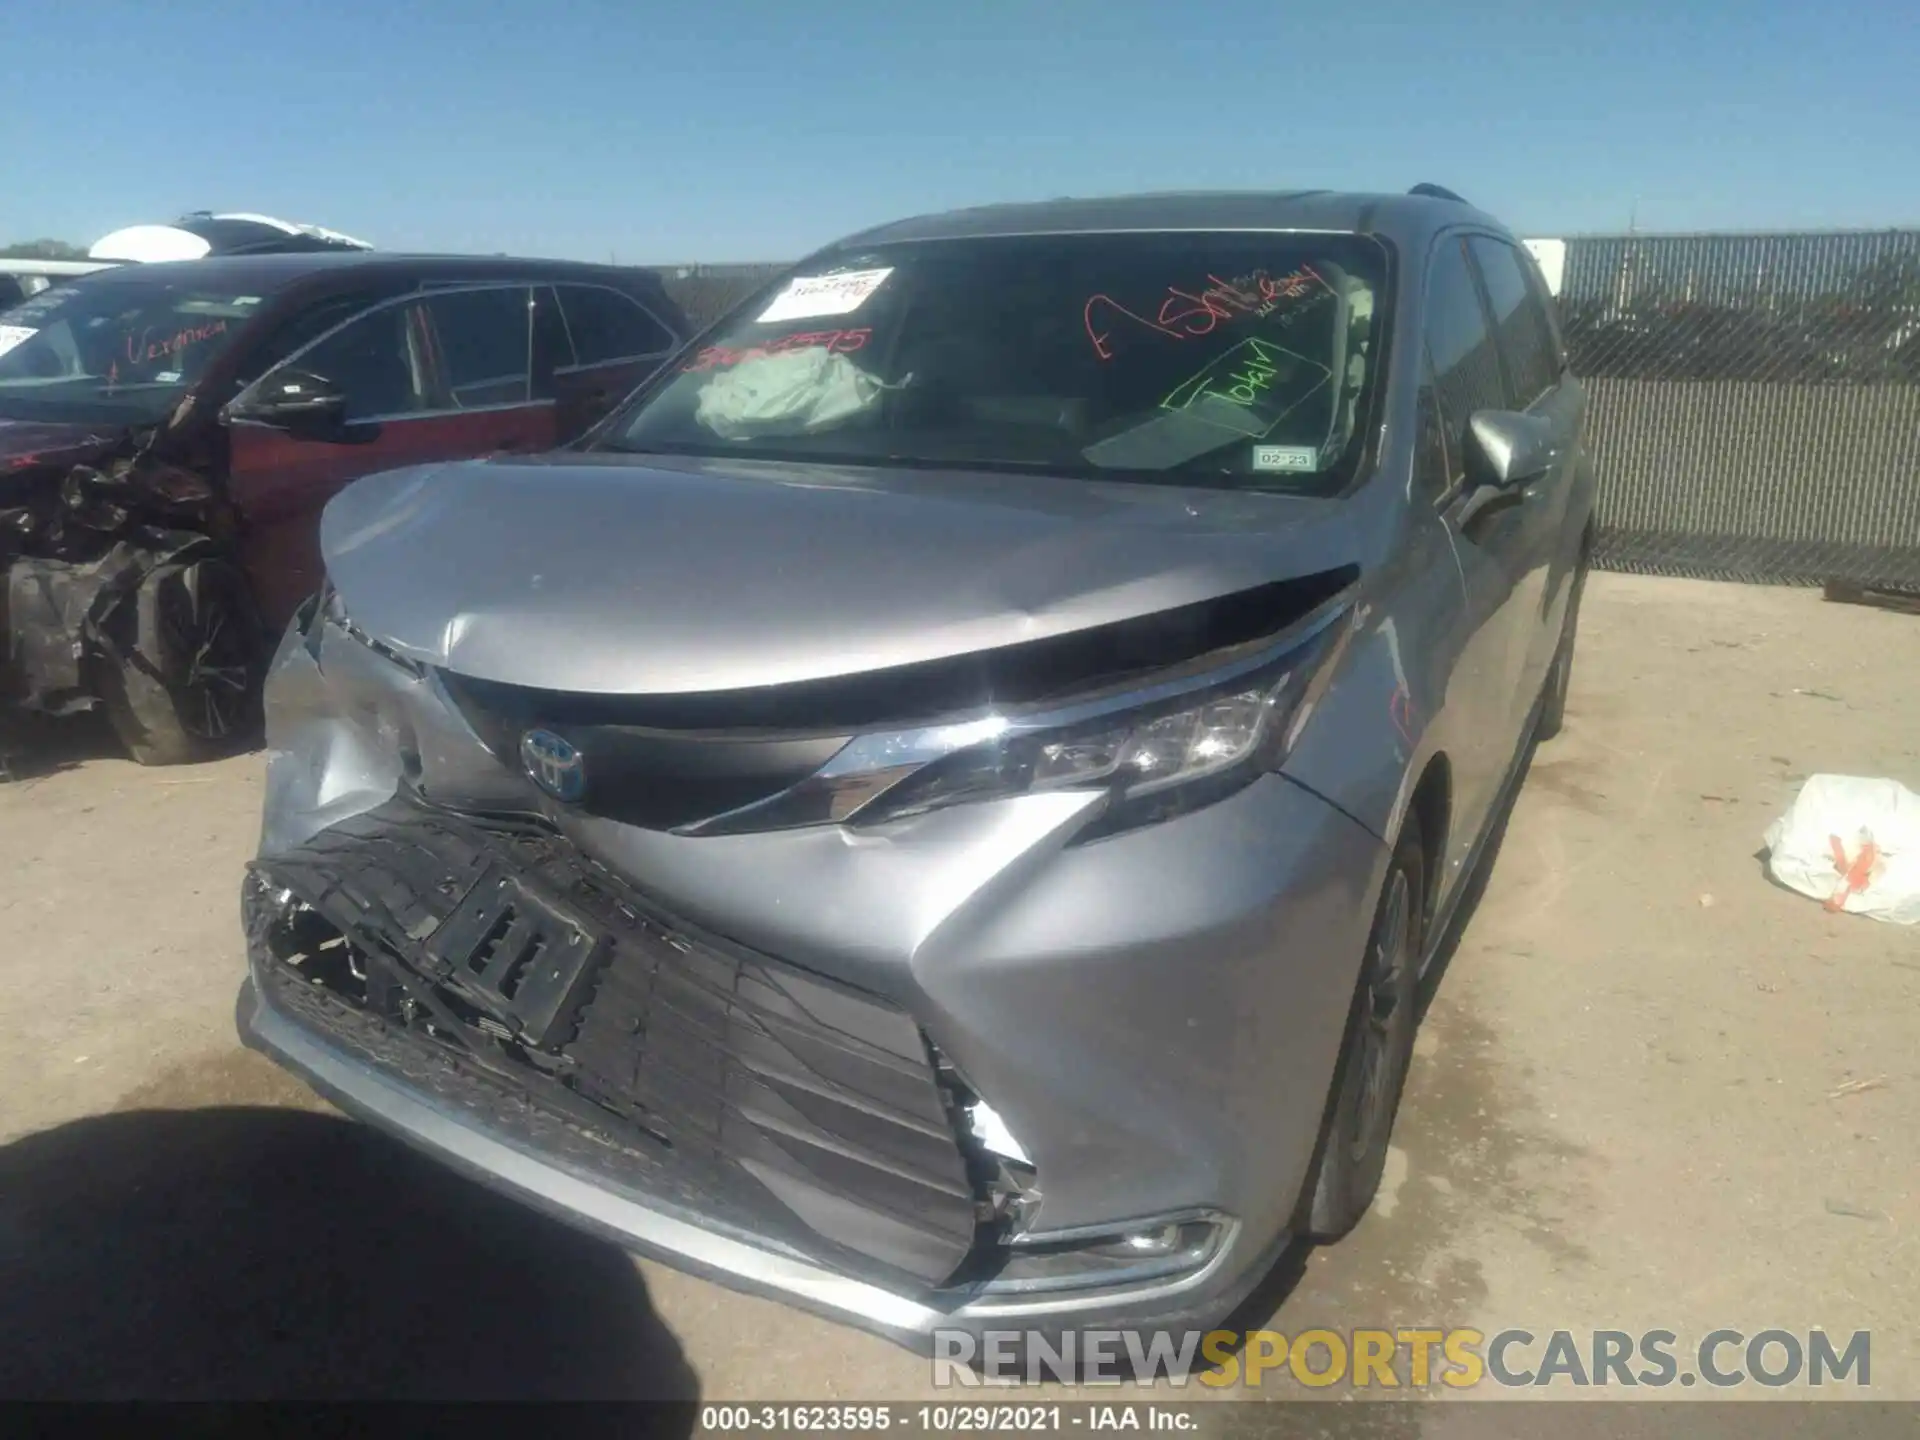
[157, 564, 253, 741]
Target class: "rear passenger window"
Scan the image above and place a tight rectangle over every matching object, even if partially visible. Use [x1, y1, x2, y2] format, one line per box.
[424, 286, 532, 407]
[1468, 237, 1559, 408]
[1424, 238, 1505, 486]
[557, 286, 675, 366]
[531, 286, 576, 384]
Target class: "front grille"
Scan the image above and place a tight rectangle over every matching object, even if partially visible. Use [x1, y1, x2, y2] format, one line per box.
[245, 799, 982, 1288]
[435, 670, 852, 833]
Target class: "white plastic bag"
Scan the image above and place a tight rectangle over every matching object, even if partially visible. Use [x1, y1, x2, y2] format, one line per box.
[694, 349, 890, 441]
[1762, 774, 1920, 924]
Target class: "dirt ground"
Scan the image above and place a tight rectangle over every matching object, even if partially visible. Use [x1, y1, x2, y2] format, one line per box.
[1, 573, 1915, 1404]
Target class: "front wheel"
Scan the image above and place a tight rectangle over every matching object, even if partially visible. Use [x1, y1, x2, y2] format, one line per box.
[97, 557, 263, 766]
[1297, 825, 1426, 1242]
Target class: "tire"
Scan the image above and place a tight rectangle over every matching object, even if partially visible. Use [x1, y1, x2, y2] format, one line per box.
[1534, 555, 1588, 742]
[1297, 825, 1425, 1243]
[97, 557, 263, 767]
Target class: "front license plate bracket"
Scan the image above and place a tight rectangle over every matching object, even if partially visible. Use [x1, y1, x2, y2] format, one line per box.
[421, 861, 607, 1049]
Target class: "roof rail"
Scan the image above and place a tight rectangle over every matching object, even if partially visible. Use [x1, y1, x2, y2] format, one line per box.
[1408, 183, 1470, 204]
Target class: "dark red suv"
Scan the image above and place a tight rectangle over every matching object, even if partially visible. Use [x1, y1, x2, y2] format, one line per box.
[0, 253, 689, 763]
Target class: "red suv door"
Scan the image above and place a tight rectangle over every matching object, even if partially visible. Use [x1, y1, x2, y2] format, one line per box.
[225, 283, 557, 628]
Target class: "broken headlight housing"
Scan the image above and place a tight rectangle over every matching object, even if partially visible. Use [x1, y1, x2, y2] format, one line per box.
[686, 598, 1353, 837]
[308, 576, 424, 677]
[318, 576, 349, 630]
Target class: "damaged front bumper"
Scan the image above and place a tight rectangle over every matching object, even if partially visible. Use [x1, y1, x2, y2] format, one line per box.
[239, 598, 1390, 1344]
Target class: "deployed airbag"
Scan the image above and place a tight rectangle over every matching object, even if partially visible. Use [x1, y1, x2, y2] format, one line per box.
[695, 349, 896, 440]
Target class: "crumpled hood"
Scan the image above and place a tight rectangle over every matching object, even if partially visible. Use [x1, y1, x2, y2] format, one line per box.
[321, 452, 1375, 696]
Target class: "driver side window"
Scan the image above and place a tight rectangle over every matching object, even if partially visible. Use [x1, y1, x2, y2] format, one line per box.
[1424, 236, 1504, 491]
[284, 302, 432, 421]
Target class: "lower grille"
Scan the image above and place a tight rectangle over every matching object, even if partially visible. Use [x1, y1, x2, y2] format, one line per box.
[244, 799, 982, 1288]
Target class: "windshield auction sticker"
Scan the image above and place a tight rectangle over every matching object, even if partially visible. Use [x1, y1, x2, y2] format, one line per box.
[0, 325, 37, 359]
[757, 268, 894, 324]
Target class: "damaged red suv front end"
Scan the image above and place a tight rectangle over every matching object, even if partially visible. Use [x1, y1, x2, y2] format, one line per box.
[1, 418, 236, 724]
[0, 271, 271, 768]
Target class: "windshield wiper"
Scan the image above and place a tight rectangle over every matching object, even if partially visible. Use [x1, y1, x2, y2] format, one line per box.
[594, 439, 733, 459]
[870, 453, 1065, 473]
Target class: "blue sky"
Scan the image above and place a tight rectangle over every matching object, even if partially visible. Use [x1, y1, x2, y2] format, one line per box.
[6, 0, 1915, 261]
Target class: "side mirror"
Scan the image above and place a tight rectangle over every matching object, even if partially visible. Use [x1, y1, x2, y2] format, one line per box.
[228, 369, 347, 426]
[1466, 409, 1557, 488]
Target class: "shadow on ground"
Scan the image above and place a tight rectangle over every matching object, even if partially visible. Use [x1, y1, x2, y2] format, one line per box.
[0, 709, 119, 784]
[0, 706, 263, 784]
[0, 1106, 698, 1405]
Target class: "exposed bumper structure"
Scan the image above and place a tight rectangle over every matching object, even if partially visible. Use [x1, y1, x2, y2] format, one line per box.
[239, 599, 1389, 1343]
[237, 977, 988, 1340]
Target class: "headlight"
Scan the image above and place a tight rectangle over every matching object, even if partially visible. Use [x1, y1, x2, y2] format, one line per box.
[683, 597, 1353, 838]
[858, 669, 1291, 826]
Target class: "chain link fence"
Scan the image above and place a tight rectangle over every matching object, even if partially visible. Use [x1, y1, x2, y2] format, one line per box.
[651, 235, 1920, 590]
[655, 262, 789, 332]
[1561, 230, 1920, 587]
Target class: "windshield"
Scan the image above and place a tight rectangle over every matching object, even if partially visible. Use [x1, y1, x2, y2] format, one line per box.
[0, 279, 264, 426]
[597, 231, 1390, 493]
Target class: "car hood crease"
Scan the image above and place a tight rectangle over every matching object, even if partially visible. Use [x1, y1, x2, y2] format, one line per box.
[321, 454, 1374, 697]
